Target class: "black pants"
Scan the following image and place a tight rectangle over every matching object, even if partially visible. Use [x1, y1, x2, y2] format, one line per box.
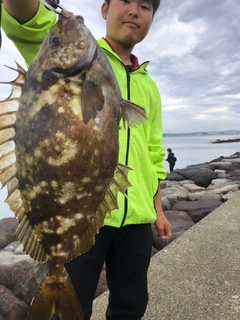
[51, 224, 152, 320]
[169, 163, 175, 172]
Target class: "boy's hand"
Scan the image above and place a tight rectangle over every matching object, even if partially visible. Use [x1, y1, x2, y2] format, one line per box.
[154, 210, 172, 239]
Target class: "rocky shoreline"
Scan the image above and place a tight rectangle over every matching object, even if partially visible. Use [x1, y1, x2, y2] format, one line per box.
[211, 138, 240, 143]
[1, 152, 240, 320]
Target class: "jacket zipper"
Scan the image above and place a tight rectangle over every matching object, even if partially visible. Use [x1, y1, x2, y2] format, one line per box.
[120, 71, 131, 227]
[101, 47, 148, 227]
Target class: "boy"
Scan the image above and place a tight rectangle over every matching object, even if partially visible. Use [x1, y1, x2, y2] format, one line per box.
[166, 148, 177, 172]
[1, 1, 172, 319]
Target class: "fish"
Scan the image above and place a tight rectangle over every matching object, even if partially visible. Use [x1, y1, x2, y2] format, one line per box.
[0, 3, 147, 320]
[0, 0, 2, 49]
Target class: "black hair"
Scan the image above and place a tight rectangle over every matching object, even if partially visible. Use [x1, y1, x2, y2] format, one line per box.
[104, 0, 161, 16]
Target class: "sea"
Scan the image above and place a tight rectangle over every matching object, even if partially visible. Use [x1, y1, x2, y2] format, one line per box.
[1, 133, 240, 219]
[162, 133, 240, 173]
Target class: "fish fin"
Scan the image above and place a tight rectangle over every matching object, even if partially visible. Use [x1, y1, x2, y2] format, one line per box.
[27, 265, 84, 320]
[81, 74, 104, 124]
[95, 163, 133, 228]
[120, 99, 147, 129]
[15, 214, 48, 262]
[66, 217, 98, 260]
[66, 163, 132, 260]
[0, 63, 47, 262]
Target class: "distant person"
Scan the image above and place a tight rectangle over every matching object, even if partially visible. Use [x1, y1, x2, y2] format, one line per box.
[166, 148, 177, 172]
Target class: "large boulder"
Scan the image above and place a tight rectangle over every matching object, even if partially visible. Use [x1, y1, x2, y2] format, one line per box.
[188, 191, 222, 202]
[209, 161, 236, 172]
[226, 169, 240, 181]
[172, 199, 222, 223]
[174, 167, 218, 188]
[0, 285, 28, 320]
[161, 185, 189, 206]
[0, 218, 18, 250]
[0, 252, 46, 305]
[206, 179, 240, 192]
[0, 250, 48, 320]
[166, 172, 185, 181]
[0, 253, 47, 305]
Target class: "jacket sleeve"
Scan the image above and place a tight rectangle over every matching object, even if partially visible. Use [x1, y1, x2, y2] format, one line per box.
[1, 2, 56, 66]
[148, 90, 167, 180]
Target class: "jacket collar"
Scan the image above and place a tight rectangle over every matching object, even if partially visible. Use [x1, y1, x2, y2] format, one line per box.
[97, 38, 150, 73]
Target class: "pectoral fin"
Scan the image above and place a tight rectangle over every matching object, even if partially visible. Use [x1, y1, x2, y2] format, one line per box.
[81, 74, 104, 124]
[120, 99, 147, 129]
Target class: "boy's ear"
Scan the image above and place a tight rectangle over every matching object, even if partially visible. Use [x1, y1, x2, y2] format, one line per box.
[101, 1, 108, 20]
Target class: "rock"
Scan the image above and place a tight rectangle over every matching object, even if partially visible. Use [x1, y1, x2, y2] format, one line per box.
[172, 199, 222, 223]
[206, 179, 240, 190]
[207, 184, 240, 195]
[0, 252, 48, 305]
[0, 218, 18, 250]
[232, 152, 240, 157]
[161, 197, 172, 211]
[178, 180, 195, 185]
[95, 265, 107, 298]
[151, 246, 159, 257]
[166, 172, 185, 181]
[181, 184, 205, 193]
[210, 161, 235, 171]
[165, 210, 195, 222]
[227, 169, 240, 181]
[222, 158, 240, 163]
[160, 180, 178, 189]
[1, 242, 22, 253]
[174, 167, 218, 188]
[161, 186, 189, 205]
[210, 156, 224, 162]
[0, 285, 29, 320]
[188, 191, 222, 202]
[187, 162, 215, 171]
[214, 169, 227, 179]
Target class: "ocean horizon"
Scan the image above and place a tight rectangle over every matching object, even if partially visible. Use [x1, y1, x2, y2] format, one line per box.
[163, 133, 240, 172]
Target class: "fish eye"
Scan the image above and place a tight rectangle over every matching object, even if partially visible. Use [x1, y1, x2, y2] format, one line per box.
[50, 36, 61, 46]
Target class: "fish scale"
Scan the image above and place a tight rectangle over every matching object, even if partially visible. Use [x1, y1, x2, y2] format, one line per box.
[0, 5, 147, 320]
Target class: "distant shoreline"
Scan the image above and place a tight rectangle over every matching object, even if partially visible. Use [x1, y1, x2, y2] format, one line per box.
[211, 138, 240, 144]
[163, 130, 240, 137]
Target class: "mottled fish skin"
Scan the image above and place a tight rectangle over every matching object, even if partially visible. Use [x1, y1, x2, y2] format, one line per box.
[0, 8, 147, 320]
[16, 12, 121, 260]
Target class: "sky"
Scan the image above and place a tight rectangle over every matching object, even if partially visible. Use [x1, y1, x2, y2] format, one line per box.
[0, 0, 240, 218]
[0, 0, 240, 134]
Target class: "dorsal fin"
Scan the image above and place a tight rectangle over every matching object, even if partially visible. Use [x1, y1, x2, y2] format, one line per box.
[0, 63, 47, 262]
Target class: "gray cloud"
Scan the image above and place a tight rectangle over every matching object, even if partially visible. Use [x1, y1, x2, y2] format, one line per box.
[0, 0, 239, 133]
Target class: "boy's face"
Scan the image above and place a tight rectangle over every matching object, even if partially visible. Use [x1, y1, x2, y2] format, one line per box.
[101, 0, 153, 49]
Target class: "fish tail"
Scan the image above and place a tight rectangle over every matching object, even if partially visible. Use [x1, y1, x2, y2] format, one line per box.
[27, 266, 84, 320]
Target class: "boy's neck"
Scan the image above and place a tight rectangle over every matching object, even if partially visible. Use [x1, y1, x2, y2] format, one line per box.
[103, 36, 134, 66]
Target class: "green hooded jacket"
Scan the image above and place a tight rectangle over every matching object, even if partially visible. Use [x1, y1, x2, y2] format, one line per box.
[2, 3, 166, 227]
